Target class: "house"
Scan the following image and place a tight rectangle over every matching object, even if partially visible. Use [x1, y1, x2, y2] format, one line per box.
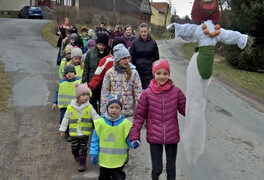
[150, 2, 171, 26]
[0, 0, 72, 11]
[79, 0, 152, 22]
[0, 0, 152, 22]
[0, 0, 37, 11]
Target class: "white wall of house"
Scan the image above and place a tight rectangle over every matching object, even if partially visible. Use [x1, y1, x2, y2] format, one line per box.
[0, 0, 36, 11]
[75, 0, 79, 9]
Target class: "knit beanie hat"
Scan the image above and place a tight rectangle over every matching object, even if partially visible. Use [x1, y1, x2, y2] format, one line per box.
[87, 39, 96, 49]
[96, 33, 109, 46]
[65, 45, 73, 54]
[64, 64, 76, 75]
[81, 26, 88, 32]
[75, 82, 92, 99]
[71, 47, 82, 58]
[152, 60, 170, 76]
[69, 33, 78, 40]
[113, 44, 130, 62]
[107, 94, 122, 109]
[112, 37, 126, 48]
[88, 29, 95, 36]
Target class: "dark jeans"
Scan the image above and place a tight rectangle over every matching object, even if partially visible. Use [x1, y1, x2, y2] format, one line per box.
[99, 166, 125, 180]
[71, 136, 89, 156]
[57, 48, 61, 66]
[60, 108, 69, 134]
[59, 108, 67, 124]
[90, 83, 102, 114]
[150, 144, 178, 180]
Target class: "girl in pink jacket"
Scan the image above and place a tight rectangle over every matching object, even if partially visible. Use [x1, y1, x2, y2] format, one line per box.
[129, 59, 186, 180]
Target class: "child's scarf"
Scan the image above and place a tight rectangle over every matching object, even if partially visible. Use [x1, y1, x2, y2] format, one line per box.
[149, 79, 172, 94]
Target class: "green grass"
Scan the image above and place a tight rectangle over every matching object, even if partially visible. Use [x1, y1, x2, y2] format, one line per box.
[181, 43, 264, 99]
[214, 55, 264, 99]
[0, 14, 18, 18]
[0, 60, 12, 112]
[151, 32, 168, 40]
[42, 22, 58, 47]
[182, 43, 197, 59]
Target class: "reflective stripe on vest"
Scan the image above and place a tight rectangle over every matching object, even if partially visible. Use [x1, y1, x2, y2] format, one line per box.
[58, 80, 80, 108]
[67, 104, 93, 136]
[100, 147, 128, 155]
[94, 117, 133, 168]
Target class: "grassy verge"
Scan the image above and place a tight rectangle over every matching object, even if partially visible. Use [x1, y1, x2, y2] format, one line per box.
[151, 32, 168, 40]
[0, 14, 17, 18]
[181, 43, 264, 99]
[42, 22, 58, 47]
[0, 60, 12, 112]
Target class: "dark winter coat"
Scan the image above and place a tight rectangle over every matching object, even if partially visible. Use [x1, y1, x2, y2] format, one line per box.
[129, 35, 159, 89]
[129, 84, 186, 145]
[82, 46, 111, 83]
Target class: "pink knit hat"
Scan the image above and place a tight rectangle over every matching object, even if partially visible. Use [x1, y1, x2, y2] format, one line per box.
[75, 82, 92, 99]
[152, 60, 170, 76]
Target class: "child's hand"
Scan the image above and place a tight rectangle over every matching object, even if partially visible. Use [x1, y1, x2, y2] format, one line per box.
[132, 140, 141, 149]
[91, 155, 98, 165]
[60, 131, 65, 137]
[52, 104, 57, 110]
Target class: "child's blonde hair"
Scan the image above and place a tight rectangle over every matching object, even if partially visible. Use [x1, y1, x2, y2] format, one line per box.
[69, 59, 84, 69]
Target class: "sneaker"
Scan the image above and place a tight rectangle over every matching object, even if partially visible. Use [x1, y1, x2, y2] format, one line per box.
[67, 136, 72, 142]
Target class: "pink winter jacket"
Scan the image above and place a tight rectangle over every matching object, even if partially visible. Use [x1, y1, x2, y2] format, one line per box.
[129, 84, 186, 145]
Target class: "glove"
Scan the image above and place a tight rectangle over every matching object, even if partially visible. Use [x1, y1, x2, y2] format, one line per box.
[132, 140, 141, 149]
[91, 155, 98, 165]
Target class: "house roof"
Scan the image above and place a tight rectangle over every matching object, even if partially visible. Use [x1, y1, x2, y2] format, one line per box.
[126, 0, 152, 14]
[151, 2, 169, 14]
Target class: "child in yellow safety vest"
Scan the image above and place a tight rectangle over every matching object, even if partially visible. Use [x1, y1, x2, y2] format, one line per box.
[90, 94, 140, 180]
[58, 44, 73, 79]
[67, 47, 84, 81]
[52, 64, 80, 141]
[59, 83, 100, 172]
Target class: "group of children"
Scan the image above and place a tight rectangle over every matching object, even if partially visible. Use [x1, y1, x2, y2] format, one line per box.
[52, 23, 186, 180]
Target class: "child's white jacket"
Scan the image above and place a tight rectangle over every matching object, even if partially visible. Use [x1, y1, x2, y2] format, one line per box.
[59, 99, 100, 136]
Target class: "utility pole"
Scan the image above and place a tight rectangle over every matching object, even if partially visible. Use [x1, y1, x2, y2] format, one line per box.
[113, 0, 116, 25]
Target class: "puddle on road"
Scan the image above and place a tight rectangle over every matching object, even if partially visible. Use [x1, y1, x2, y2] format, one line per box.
[13, 75, 49, 106]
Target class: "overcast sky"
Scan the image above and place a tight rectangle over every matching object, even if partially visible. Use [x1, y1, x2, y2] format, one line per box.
[151, 0, 194, 18]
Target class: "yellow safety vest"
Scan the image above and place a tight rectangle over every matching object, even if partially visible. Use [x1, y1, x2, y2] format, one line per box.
[75, 65, 84, 81]
[57, 79, 80, 108]
[67, 104, 93, 136]
[94, 117, 132, 168]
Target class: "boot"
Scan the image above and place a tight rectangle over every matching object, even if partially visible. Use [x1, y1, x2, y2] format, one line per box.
[78, 156, 87, 172]
[74, 155, 80, 162]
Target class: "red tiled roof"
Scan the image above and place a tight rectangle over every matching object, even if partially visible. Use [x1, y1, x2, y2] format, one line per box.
[151, 2, 169, 14]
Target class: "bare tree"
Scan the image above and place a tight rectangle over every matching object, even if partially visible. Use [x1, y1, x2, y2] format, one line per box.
[164, 1, 171, 27]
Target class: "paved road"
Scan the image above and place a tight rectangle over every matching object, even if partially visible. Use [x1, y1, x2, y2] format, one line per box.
[159, 40, 264, 180]
[0, 18, 263, 180]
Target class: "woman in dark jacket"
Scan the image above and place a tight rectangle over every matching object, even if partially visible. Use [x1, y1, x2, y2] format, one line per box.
[56, 17, 73, 66]
[129, 23, 159, 89]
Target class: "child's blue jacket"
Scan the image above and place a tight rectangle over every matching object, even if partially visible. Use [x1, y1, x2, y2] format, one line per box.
[90, 114, 133, 156]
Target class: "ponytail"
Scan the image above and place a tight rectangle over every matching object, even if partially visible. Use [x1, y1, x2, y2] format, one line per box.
[126, 65, 132, 81]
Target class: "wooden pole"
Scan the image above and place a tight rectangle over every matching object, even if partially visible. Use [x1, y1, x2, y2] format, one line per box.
[188, 163, 194, 180]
